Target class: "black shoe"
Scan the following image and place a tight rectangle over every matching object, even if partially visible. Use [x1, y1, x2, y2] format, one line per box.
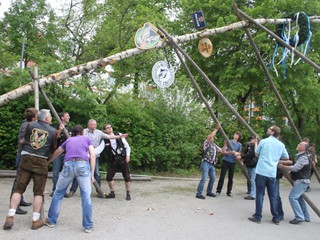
[215, 191, 221, 196]
[248, 217, 261, 224]
[244, 196, 255, 200]
[272, 219, 280, 225]
[126, 194, 131, 201]
[16, 207, 28, 215]
[227, 192, 233, 197]
[289, 219, 303, 224]
[206, 192, 216, 197]
[105, 192, 115, 199]
[196, 194, 206, 199]
[20, 200, 32, 207]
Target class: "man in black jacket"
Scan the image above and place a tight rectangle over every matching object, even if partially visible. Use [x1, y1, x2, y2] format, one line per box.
[3, 109, 57, 230]
[242, 136, 258, 200]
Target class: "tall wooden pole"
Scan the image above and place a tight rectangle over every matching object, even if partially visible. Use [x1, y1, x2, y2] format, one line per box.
[232, 4, 320, 185]
[232, 4, 320, 73]
[172, 45, 250, 182]
[157, 24, 320, 218]
[33, 67, 39, 111]
[157, 26, 258, 138]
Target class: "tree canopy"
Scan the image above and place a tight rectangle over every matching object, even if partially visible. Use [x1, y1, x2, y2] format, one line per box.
[0, 0, 319, 171]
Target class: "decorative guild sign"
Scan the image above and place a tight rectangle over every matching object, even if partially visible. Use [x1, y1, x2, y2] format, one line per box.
[198, 38, 213, 58]
[191, 11, 206, 29]
[135, 23, 161, 49]
[152, 61, 175, 88]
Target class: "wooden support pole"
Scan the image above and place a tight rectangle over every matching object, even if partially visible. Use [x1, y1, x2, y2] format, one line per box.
[232, 4, 320, 185]
[158, 25, 250, 182]
[172, 44, 250, 182]
[33, 67, 39, 110]
[232, 4, 320, 217]
[232, 4, 302, 141]
[232, 4, 320, 72]
[38, 87, 105, 196]
[157, 25, 257, 138]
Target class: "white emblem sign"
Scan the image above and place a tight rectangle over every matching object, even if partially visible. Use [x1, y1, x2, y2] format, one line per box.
[152, 61, 175, 88]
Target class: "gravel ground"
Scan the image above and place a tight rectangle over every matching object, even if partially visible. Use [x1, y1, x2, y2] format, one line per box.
[1, 175, 320, 240]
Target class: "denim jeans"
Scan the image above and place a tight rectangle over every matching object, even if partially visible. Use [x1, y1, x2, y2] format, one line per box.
[68, 157, 100, 194]
[248, 167, 256, 198]
[274, 178, 284, 219]
[289, 182, 310, 221]
[254, 174, 279, 221]
[52, 154, 64, 192]
[196, 161, 215, 196]
[48, 161, 93, 229]
[216, 160, 235, 194]
[69, 177, 79, 193]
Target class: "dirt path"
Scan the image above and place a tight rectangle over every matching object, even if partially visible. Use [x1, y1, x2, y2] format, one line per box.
[1, 175, 320, 240]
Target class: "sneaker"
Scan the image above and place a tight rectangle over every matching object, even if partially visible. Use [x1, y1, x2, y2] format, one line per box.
[248, 217, 261, 224]
[196, 194, 206, 199]
[126, 193, 131, 201]
[227, 192, 233, 197]
[105, 192, 115, 199]
[44, 218, 55, 228]
[289, 219, 303, 224]
[244, 196, 255, 200]
[16, 207, 28, 215]
[206, 192, 216, 197]
[31, 219, 44, 230]
[3, 216, 14, 230]
[84, 228, 93, 233]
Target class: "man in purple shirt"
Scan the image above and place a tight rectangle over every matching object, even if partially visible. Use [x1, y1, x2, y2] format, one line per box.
[45, 125, 96, 233]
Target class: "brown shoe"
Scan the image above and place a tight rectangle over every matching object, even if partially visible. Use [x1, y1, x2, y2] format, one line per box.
[3, 216, 14, 230]
[31, 219, 44, 230]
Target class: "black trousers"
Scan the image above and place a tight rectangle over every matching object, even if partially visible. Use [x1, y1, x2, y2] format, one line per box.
[216, 160, 235, 194]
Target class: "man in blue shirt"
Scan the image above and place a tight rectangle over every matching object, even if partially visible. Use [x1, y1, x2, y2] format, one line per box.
[248, 125, 289, 225]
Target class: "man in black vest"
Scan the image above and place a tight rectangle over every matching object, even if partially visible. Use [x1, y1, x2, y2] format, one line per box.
[103, 123, 132, 200]
[279, 141, 311, 224]
[3, 109, 57, 230]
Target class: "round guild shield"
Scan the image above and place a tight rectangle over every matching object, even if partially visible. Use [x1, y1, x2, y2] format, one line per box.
[198, 38, 213, 58]
[152, 61, 175, 88]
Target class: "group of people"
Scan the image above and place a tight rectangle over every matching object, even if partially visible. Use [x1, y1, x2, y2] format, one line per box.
[2, 107, 318, 232]
[196, 124, 317, 225]
[3, 108, 131, 233]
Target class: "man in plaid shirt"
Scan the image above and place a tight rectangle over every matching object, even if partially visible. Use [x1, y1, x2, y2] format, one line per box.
[196, 125, 221, 199]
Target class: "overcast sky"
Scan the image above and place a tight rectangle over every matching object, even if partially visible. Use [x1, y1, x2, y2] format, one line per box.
[0, 0, 66, 19]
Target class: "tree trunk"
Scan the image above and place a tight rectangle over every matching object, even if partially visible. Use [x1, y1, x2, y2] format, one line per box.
[1, 17, 320, 106]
